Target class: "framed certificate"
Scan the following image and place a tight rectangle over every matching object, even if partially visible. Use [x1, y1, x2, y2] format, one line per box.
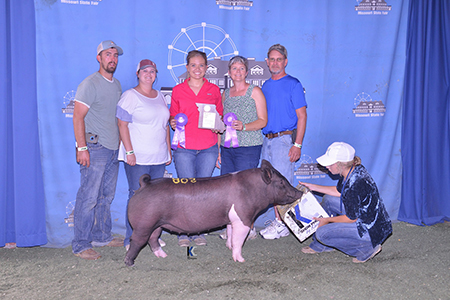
[196, 103, 225, 131]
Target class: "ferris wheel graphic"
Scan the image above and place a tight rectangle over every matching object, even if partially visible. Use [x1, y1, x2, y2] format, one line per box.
[167, 22, 239, 84]
[63, 90, 76, 107]
[298, 154, 314, 165]
[354, 92, 373, 107]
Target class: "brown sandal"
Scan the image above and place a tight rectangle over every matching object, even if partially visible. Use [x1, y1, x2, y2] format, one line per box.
[301, 246, 318, 254]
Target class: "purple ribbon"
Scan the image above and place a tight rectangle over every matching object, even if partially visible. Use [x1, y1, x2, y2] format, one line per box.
[171, 113, 188, 150]
[223, 112, 239, 148]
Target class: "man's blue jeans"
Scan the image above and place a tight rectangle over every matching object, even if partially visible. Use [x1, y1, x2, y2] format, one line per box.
[173, 144, 218, 178]
[220, 145, 262, 175]
[261, 135, 294, 184]
[309, 195, 377, 261]
[123, 163, 166, 247]
[72, 143, 119, 254]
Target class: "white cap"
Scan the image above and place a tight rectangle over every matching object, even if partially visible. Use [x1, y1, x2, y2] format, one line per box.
[316, 142, 355, 166]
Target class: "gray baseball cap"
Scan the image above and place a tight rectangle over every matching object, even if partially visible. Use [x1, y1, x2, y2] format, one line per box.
[97, 40, 123, 56]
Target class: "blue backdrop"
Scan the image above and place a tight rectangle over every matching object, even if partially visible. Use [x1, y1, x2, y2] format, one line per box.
[2, 0, 414, 248]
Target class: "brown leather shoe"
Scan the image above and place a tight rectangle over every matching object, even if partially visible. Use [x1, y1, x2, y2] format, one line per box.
[74, 248, 101, 260]
[104, 237, 124, 247]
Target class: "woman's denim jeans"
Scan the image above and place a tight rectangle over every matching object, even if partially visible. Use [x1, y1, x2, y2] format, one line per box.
[220, 145, 262, 175]
[172, 144, 218, 240]
[173, 144, 218, 178]
[123, 163, 165, 246]
[309, 195, 377, 261]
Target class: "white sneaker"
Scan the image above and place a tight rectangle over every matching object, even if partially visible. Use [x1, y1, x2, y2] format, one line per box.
[259, 220, 273, 236]
[246, 227, 257, 241]
[219, 230, 227, 240]
[260, 219, 289, 239]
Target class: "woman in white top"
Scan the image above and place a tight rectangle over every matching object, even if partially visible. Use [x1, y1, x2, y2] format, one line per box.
[116, 59, 172, 250]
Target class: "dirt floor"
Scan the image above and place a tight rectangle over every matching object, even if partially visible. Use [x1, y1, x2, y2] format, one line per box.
[1, 221, 449, 300]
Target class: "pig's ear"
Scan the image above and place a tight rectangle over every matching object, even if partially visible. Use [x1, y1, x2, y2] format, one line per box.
[261, 159, 272, 169]
[261, 162, 273, 185]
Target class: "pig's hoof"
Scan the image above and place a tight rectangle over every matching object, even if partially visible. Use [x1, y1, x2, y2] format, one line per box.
[232, 255, 245, 263]
[226, 241, 232, 250]
[124, 257, 135, 267]
[153, 248, 167, 258]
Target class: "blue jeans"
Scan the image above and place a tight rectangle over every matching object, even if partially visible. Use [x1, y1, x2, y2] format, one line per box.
[309, 195, 377, 261]
[173, 144, 217, 240]
[123, 163, 166, 246]
[173, 144, 218, 178]
[220, 145, 262, 175]
[261, 135, 294, 184]
[72, 143, 119, 254]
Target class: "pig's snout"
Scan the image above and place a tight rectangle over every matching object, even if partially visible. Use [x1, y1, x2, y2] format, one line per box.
[278, 188, 304, 205]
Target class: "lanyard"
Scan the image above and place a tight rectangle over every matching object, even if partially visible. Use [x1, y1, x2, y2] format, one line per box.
[340, 165, 354, 213]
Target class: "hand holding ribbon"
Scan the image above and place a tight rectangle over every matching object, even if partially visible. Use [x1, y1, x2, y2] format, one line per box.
[171, 113, 188, 150]
[223, 112, 239, 148]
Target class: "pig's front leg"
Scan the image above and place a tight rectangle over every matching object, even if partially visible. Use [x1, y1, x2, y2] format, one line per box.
[228, 204, 250, 262]
[149, 227, 167, 258]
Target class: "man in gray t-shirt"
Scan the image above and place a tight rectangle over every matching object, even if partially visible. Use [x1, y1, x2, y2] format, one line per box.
[72, 40, 124, 260]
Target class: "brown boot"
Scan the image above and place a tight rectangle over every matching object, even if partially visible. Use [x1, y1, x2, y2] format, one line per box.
[103, 237, 124, 247]
[74, 248, 101, 260]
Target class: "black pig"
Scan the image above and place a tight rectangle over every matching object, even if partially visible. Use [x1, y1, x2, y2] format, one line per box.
[124, 160, 303, 266]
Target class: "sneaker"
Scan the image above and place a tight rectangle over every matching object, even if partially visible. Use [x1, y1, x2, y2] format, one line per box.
[74, 248, 101, 260]
[246, 227, 257, 241]
[192, 234, 207, 246]
[219, 230, 227, 240]
[353, 245, 382, 263]
[178, 235, 190, 247]
[260, 219, 289, 239]
[4, 243, 16, 249]
[259, 219, 275, 236]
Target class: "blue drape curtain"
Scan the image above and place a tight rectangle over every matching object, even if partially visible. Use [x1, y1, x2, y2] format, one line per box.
[0, 0, 47, 247]
[398, 0, 450, 225]
[0, 0, 447, 248]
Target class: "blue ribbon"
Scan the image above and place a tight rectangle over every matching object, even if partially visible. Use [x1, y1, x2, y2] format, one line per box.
[171, 113, 187, 150]
[223, 112, 239, 148]
[295, 205, 312, 223]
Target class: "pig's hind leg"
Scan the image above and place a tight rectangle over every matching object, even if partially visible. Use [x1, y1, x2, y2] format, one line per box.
[124, 230, 151, 266]
[228, 204, 250, 262]
[148, 227, 167, 258]
[225, 224, 233, 250]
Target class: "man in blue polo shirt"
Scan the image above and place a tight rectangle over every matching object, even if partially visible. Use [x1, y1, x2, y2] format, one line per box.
[260, 44, 307, 240]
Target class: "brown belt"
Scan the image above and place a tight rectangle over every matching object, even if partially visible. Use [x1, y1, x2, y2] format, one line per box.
[265, 130, 293, 139]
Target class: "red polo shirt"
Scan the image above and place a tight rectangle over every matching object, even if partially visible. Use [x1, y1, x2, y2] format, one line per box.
[170, 78, 223, 150]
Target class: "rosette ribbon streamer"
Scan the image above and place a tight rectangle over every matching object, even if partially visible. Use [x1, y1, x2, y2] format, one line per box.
[171, 113, 188, 150]
[223, 112, 239, 148]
